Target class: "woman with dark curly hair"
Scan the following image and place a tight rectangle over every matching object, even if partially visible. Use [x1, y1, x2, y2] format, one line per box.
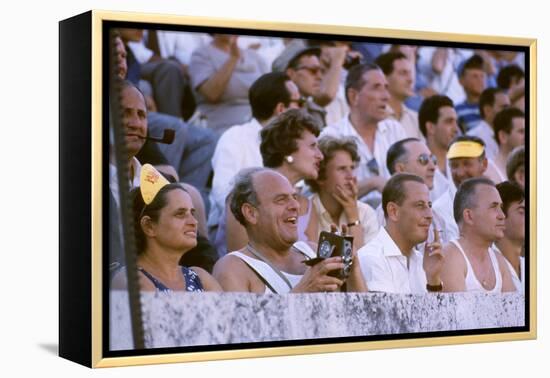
[111, 165, 221, 292]
[225, 109, 323, 252]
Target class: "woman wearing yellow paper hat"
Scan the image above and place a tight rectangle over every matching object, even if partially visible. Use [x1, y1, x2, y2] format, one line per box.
[112, 165, 222, 292]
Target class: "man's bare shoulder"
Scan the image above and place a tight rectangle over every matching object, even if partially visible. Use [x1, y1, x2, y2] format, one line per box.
[214, 252, 250, 273]
[213, 252, 264, 293]
[441, 242, 467, 275]
[442, 242, 462, 260]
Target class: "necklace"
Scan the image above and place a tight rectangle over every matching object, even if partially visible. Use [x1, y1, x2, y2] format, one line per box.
[459, 238, 495, 290]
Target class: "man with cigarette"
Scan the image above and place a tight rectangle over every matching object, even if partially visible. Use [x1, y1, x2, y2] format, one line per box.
[357, 173, 444, 293]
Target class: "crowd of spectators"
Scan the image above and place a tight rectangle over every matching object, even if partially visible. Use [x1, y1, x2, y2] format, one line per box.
[109, 29, 526, 296]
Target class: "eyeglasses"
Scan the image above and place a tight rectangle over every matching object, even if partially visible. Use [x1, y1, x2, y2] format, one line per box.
[288, 96, 307, 108]
[294, 65, 322, 75]
[367, 158, 380, 176]
[417, 153, 438, 166]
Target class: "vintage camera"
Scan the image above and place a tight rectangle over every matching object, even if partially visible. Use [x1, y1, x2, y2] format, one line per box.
[316, 231, 354, 280]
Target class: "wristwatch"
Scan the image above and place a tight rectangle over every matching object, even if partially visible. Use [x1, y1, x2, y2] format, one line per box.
[426, 282, 443, 292]
[346, 220, 361, 228]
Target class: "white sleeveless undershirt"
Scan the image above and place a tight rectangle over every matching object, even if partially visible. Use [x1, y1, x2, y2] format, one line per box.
[450, 240, 503, 293]
[230, 241, 316, 294]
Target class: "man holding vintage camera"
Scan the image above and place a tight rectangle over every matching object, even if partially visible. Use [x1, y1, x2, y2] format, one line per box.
[212, 167, 368, 293]
[357, 173, 444, 293]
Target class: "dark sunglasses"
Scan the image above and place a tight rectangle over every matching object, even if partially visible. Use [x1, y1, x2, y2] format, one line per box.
[295, 65, 322, 75]
[417, 153, 438, 166]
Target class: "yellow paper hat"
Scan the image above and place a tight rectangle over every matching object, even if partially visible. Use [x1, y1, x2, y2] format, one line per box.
[140, 164, 169, 205]
[447, 141, 484, 160]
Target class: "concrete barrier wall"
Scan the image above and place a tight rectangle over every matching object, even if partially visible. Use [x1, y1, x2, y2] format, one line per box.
[110, 292, 525, 350]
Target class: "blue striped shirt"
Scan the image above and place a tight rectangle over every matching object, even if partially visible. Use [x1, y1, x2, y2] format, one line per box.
[456, 101, 481, 133]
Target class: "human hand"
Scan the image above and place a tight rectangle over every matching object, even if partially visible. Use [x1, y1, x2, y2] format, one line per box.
[323, 46, 348, 68]
[333, 178, 359, 219]
[333, 176, 358, 204]
[423, 225, 444, 286]
[229, 36, 240, 60]
[293, 256, 345, 292]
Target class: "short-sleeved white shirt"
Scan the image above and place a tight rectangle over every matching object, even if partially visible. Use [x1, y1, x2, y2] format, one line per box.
[387, 105, 424, 141]
[432, 185, 459, 245]
[357, 227, 427, 293]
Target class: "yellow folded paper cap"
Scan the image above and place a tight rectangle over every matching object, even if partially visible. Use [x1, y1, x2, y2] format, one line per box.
[140, 164, 169, 205]
[447, 141, 484, 160]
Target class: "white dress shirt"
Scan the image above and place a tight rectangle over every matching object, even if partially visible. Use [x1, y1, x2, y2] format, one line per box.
[467, 120, 498, 161]
[387, 105, 424, 140]
[432, 185, 458, 245]
[432, 167, 453, 203]
[109, 157, 142, 207]
[357, 227, 427, 293]
[208, 118, 264, 227]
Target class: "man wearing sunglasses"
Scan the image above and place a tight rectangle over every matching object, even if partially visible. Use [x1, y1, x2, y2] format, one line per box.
[374, 138, 438, 226]
[272, 40, 328, 128]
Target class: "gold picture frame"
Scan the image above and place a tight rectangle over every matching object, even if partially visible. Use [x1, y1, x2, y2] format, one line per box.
[59, 9, 536, 368]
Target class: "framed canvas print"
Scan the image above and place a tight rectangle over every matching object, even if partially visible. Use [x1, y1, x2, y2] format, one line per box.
[59, 9, 536, 368]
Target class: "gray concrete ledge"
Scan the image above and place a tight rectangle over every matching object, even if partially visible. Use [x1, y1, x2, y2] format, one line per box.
[110, 292, 524, 350]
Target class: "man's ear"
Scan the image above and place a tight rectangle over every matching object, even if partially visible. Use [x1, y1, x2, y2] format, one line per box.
[481, 156, 489, 174]
[140, 216, 156, 238]
[346, 87, 358, 107]
[482, 105, 492, 121]
[274, 102, 286, 116]
[394, 162, 406, 173]
[425, 121, 436, 137]
[241, 203, 259, 226]
[496, 129, 508, 147]
[286, 67, 297, 82]
[386, 201, 400, 223]
[462, 208, 475, 227]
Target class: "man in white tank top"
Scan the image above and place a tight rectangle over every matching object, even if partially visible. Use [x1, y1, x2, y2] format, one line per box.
[495, 181, 526, 294]
[440, 177, 516, 292]
[213, 168, 368, 293]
